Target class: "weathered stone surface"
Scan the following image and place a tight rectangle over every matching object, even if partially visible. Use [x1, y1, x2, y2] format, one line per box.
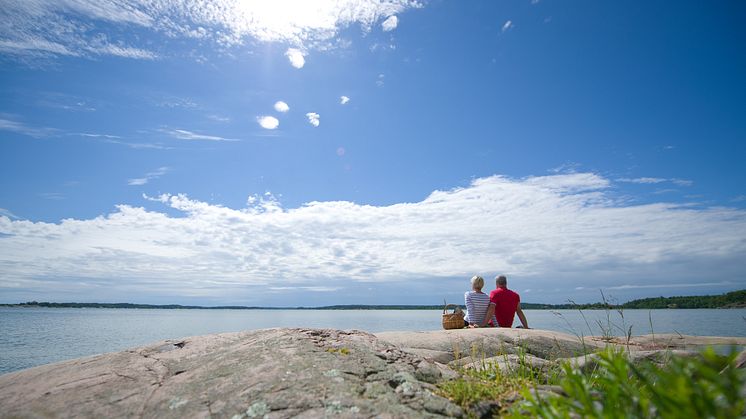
[0, 328, 462, 418]
[459, 353, 550, 373]
[559, 349, 702, 375]
[374, 330, 744, 371]
[2, 327, 742, 419]
[593, 334, 746, 351]
[375, 328, 603, 363]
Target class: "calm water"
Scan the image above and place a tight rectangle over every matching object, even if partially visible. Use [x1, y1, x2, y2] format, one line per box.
[1, 307, 745, 375]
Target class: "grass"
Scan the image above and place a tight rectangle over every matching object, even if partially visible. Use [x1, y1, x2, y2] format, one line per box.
[437, 344, 564, 417]
[513, 347, 745, 419]
[438, 346, 745, 418]
[436, 294, 746, 418]
[436, 353, 535, 416]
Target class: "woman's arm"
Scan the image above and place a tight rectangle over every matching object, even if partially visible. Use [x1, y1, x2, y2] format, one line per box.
[464, 292, 475, 324]
[481, 303, 495, 327]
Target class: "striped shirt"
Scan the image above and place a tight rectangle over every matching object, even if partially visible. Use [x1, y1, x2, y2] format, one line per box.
[464, 291, 495, 325]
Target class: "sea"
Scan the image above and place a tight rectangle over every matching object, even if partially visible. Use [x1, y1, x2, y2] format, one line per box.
[1, 307, 745, 375]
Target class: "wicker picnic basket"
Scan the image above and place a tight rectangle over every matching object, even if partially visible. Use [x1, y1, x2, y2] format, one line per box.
[442, 304, 465, 330]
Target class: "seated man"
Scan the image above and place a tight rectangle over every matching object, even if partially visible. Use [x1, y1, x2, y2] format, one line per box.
[483, 275, 529, 328]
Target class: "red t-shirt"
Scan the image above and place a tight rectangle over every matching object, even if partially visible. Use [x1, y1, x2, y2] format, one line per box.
[489, 288, 520, 327]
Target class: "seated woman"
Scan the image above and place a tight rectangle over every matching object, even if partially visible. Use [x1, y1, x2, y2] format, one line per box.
[463, 275, 494, 328]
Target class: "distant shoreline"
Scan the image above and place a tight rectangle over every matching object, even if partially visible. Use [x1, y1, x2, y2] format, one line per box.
[2, 290, 744, 310]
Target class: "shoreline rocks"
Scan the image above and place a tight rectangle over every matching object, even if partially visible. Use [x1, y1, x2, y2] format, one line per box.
[1, 328, 744, 418]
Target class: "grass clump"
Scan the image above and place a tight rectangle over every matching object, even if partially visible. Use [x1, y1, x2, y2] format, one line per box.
[513, 347, 745, 419]
[437, 348, 550, 416]
[437, 361, 531, 414]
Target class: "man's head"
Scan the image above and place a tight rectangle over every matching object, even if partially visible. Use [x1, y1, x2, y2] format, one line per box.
[495, 275, 507, 288]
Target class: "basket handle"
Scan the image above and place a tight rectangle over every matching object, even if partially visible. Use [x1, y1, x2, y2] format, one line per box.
[443, 304, 462, 314]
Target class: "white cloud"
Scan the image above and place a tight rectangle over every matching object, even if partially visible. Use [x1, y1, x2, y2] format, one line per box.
[306, 112, 320, 127]
[340, 95, 350, 105]
[381, 15, 398, 32]
[78, 133, 172, 150]
[162, 128, 238, 141]
[502, 20, 513, 33]
[87, 43, 157, 60]
[208, 114, 230, 123]
[38, 192, 65, 200]
[257, 116, 280, 130]
[274, 101, 290, 113]
[285, 48, 305, 68]
[671, 178, 693, 187]
[269, 286, 341, 292]
[128, 167, 170, 186]
[605, 282, 733, 290]
[0, 1, 422, 62]
[1, 173, 744, 303]
[0, 208, 20, 220]
[78, 133, 121, 139]
[0, 117, 56, 138]
[617, 177, 666, 184]
[617, 177, 693, 187]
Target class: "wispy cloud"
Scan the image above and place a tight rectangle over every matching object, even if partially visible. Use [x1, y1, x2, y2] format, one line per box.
[671, 179, 693, 187]
[161, 128, 238, 142]
[340, 95, 350, 105]
[207, 114, 230, 123]
[257, 116, 279, 130]
[274, 101, 290, 113]
[381, 15, 399, 32]
[1, 173, 744, 302]
[269, 286, 341, 292]
[605, 282, 733, 290]
[88, 43, 156, 60]
[285, 48, 305, 68]
[0, 208, 20, 220]
[0, 116, 56, 138]
[78, 133, 121, 139]
[38, 192, 65, 200]
[1, 1, 422, 62]
[77, 133, 172, 150]
[128, 167, 170, 186]
[617, 177, 693, 187]
[155, 96, 198, 109]
[37, 93, 98, 112]
[306, 112, 320, 127]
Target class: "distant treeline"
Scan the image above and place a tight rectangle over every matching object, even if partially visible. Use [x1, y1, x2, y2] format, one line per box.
[4, 290, 744, 310]
[618, 290, 746, 309]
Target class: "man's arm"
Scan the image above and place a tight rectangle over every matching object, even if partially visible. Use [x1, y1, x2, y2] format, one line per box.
[481, 303, 495, 327]
[516, 304, 529, 329]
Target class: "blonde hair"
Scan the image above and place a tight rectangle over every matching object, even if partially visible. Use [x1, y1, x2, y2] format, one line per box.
[470, 275, 485, 290]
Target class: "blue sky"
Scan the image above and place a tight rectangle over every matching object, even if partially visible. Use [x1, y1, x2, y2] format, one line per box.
[1, 0, 745, 306]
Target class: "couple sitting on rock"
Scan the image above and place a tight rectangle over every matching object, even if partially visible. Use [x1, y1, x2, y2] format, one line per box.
[464, 275, 529, 329]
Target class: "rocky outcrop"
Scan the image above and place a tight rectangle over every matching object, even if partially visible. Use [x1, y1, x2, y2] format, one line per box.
[375, 328, 604, 364]
[1, 327, 743, 418]
[0, 328, 462, 418]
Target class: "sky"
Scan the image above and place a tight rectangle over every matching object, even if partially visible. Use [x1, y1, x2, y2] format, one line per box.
[0, 0, 745, 306]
